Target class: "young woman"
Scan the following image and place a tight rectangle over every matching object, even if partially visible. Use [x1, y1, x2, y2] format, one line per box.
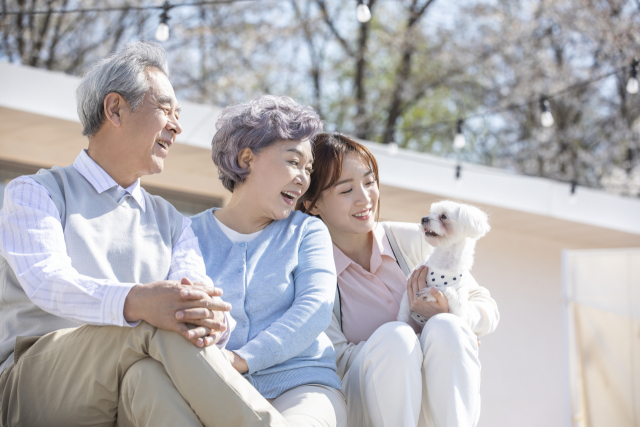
[297, 133, 500, 427]
[190, 97, 346, 427]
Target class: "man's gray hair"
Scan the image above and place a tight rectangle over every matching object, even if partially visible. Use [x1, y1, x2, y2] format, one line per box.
[76, 41, 170, 137]
[212, 95, 323, 192]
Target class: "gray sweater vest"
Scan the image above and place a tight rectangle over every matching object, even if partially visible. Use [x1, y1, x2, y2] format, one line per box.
[0, 165, 183, 366]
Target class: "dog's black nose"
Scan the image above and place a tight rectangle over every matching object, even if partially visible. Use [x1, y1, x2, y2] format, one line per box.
[421, 216, 429, 224]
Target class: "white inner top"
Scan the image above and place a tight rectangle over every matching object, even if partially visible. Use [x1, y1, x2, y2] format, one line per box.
[213, 212, 264, 243]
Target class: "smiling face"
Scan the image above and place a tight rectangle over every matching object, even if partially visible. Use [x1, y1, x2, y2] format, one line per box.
[118, 67, 182, 177]
[310, 153, 379, 237]
[240, 139, 313, 221]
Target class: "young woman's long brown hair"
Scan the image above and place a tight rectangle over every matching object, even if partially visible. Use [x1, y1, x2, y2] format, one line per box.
[297, 132, 380, 220]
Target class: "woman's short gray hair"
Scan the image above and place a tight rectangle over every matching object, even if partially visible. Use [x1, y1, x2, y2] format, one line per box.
[212, 95, 323, 192]
[76, 41, 169, 137]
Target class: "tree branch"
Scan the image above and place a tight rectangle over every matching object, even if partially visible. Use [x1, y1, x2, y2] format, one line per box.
[291, 0, 325, 116]
[29, 0, 56, 66]
[382, 0, 437, 143]
[314, 0, 353, 57]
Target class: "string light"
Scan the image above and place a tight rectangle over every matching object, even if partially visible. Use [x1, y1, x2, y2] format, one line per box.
[539, 97, 554, 127]
[453, 119, 466, 149]
[0, 1, 268, 16]
[376, 64, 631, 200]
[155, 2, 172, 42]
[2, 3, 635, 200]
[356, 0, 371, 23]
[394, 66, 626, 138]
[626, 58, 639, 95]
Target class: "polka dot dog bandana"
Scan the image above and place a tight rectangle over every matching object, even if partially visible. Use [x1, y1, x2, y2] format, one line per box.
[426, 269, 463, 288]
[411, 269, 464, 325]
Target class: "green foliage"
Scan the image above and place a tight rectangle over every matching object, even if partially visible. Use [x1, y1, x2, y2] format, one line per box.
[2, 0, 639, 195]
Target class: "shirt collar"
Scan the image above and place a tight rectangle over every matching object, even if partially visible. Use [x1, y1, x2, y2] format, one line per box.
[73, 150, 146, 211]
[332, 224, 397, 277]
[370, 224, 397, 273]
[374, 224, 397, 260]
[332, 244, 353, 277]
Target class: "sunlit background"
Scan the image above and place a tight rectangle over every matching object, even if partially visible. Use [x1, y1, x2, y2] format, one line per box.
[1, 1, 639, 426]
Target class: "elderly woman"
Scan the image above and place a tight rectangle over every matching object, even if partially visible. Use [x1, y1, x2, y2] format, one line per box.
[190, 95, 346, 427]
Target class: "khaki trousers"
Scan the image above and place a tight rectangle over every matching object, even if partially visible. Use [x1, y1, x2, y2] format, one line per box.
[0, 322, 288, 427]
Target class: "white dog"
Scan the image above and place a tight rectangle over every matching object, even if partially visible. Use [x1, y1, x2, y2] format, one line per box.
[397, 200, 490, 326]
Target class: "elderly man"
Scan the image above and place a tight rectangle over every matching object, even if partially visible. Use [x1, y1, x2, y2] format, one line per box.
[0, 42, 287, 427]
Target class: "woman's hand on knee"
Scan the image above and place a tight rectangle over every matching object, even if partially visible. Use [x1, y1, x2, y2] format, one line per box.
[222, 350, 249, 374]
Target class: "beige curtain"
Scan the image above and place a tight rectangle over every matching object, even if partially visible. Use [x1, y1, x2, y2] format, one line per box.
[564, 248, 640, 427]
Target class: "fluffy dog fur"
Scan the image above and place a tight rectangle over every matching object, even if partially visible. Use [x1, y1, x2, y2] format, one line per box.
[397, 200, 490, 325]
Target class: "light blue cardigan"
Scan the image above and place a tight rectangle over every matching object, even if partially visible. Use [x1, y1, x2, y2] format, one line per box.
[190, 209, 342, 398]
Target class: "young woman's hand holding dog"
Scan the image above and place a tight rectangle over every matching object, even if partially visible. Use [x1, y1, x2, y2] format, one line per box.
[407, 265, 449, 321]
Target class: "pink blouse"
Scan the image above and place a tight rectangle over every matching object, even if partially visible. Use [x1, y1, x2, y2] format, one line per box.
[333, 225, 421, 344]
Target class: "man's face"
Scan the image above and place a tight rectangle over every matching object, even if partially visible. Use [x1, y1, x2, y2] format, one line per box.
[119, 68, 182, 177]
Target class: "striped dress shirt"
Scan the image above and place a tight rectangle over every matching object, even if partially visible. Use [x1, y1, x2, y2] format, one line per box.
[0, 150, 232, 355]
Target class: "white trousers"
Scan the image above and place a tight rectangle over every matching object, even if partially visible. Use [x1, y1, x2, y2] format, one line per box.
[342, 314, 481, 427]
[268, 384, 348, 427]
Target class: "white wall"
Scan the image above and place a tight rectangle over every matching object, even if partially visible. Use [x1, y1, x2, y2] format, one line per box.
[472, 228, 600, 427]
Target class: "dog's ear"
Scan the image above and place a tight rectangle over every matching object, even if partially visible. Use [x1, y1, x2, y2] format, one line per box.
[457, 204, 490, 239]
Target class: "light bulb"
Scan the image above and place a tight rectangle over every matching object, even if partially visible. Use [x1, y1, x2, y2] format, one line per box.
[453, 133, 466, 149]
[156, 4, 171, 42]
[541, 111, 554, 127]
[356, 4, 371, 23]
[387, 142, 398, 156]
[155, 23, 169, 41]
[453, 119, 466, 149]
[627, 58, 639, 94]
[539, 97, 554, 127]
